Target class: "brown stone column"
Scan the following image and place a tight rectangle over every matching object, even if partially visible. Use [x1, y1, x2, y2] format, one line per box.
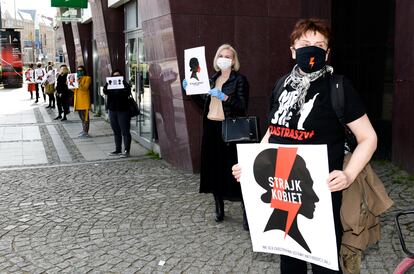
[393, 0, 414, 173]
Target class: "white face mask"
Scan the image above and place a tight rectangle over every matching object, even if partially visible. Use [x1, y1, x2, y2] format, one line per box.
[216, 57, 232, 70]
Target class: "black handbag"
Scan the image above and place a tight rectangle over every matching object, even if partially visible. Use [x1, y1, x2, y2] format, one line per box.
[128, 96, 140, 117]
[222, 116, 259, 143]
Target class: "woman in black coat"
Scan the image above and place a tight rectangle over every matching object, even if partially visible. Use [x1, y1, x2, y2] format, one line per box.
[184, 44, 250, 229]
[103, 69, 132, 158]
[54, 65, 70, 121]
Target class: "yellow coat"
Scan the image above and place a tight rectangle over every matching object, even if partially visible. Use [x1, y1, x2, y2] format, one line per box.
[74, 76, 91, 111]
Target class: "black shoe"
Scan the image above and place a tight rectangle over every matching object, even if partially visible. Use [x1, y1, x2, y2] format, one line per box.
[34, 100, 38, 103]
[54, 116, 62, 120]
[214, 195, 224, 222]
[46, 106, 51, 108]
[120, 151, 130, 158]
[108, 151, 122, 156]
[60, 117, 67, 121]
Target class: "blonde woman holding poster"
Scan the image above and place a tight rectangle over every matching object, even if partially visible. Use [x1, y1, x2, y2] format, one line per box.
[232, 18, 377, 273]
[73, 65, 92, 138]
[183, 44, 250, 230]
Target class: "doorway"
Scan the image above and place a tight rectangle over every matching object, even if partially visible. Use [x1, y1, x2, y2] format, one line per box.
[125, 31, 154, 147]
[331, 1, 395, 159]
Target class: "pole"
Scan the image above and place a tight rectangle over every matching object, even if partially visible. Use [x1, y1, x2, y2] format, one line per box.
[0, 1, 3, 29]
[14, 0, 17, 22]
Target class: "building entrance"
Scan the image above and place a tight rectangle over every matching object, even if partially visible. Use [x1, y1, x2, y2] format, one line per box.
[125, 31, 155, 148]
[331, 1, 395, 159]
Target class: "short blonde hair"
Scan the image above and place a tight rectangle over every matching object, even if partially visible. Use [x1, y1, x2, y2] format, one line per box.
[213, 44, 240, 72]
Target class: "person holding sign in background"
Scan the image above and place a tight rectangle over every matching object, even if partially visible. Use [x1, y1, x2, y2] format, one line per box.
[54, 65, 70, 121]
[25, 63, 36, 100]
[44, 64, 56, 109]
[103, 69, 132, 158]
[73, 65, 92, 138]
[183, 44, 250, 230]
[34, 62, 46, 103]
[232, 18, 377, 273]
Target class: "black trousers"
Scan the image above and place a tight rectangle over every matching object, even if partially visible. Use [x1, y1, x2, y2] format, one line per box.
[109, 110, 131, 152]
[35, 84, 45, 101]
[56, 94, 70, 116]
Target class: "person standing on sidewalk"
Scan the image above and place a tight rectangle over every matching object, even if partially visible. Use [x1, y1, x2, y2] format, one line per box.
[103, 69, 132, 158]
[54, 65, 70, 121]
[44, 64, 56, 109]
[34, 62, 46, 103]
[73, 65, 92, 137]
[25, 64, 36, 100]
[232, 18, 377, 273]
[183, 44, 250, 230]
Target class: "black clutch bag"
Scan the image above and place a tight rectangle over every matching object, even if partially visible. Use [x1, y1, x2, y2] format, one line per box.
[222, 116, 259, 143]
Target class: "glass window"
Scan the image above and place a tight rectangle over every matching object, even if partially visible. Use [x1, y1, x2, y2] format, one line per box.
[125, 0, 137, 31]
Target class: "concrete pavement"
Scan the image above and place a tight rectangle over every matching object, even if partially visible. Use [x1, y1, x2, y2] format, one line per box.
[0, 87, 413, 273]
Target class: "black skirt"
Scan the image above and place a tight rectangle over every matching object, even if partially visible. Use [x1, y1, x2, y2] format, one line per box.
[199, 118, 242, 201]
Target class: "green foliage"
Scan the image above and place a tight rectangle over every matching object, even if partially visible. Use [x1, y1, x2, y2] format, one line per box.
[145, 150, 160, 160]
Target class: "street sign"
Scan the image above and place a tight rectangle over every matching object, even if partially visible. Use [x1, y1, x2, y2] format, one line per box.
[55, 16, 82, 22]
[51, 0, 88, 9]
[55, 8, 82, 22]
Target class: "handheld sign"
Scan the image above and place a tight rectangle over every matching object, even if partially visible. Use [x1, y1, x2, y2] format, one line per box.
[24, 70, 35, 84]
[237, 143, 339, 271]
[184, 46, 210, 95]
[106, 76, 124, 90]
[67, 73, 79, 89]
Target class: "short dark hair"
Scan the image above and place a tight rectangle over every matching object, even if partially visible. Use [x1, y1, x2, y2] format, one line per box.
[290, 18, 331, 48]
[77, 65, 87, 75]
[111, 69, 122, 76]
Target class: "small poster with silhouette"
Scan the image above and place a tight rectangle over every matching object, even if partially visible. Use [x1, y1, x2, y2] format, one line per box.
[24, 70, 35, 84]
[35, 68, 46, 83]
[46, 70, 56, 85]
[237, 144, 338, 271]
[106, 76, 124, 90]
[66, 73, 79, 89]
[184, 46, 209, 95]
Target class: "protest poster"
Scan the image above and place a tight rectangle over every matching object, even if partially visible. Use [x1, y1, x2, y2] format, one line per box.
[237, 143, 338, 271]
[184, 46, 210, 95]
[106, 76, 124, 90]
[67, 73, 78, 89]
[24, 70, 35, 83]
[45, 70, 56, 85]
[35, 68, 46, 83]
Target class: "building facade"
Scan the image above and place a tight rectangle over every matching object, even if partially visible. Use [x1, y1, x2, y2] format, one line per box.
[60, 0, 414, 174]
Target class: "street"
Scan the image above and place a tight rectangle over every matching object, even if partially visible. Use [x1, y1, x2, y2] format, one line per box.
[0, 87, 412, 273]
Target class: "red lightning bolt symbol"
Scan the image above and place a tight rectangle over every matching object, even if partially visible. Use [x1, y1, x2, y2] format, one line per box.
[309, 57, 315, 68]
[271, 147, 301, 238]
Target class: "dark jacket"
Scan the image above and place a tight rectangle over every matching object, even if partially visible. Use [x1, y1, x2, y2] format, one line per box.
[193, 70, 249, 118]
[198, 70, 249, 199]
[56, 74, 69, 95]
[103, 81, 131, 111]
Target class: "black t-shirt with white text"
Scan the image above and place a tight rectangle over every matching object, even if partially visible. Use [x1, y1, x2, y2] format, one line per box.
[267, 74, 365, 171]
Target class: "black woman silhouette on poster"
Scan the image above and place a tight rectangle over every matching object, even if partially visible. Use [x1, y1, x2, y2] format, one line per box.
[189, 57, 200, 81]
[253, 147, 319, 253]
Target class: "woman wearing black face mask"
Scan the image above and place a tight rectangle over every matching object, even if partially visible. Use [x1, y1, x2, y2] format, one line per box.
[232, 18, 377, 274]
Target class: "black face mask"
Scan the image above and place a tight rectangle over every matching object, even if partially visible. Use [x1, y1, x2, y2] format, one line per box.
[295, 46, 327, 73]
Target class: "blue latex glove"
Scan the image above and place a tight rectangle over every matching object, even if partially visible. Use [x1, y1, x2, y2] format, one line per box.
[209, 88, 226, 101]
[182, 79, 188, 90]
